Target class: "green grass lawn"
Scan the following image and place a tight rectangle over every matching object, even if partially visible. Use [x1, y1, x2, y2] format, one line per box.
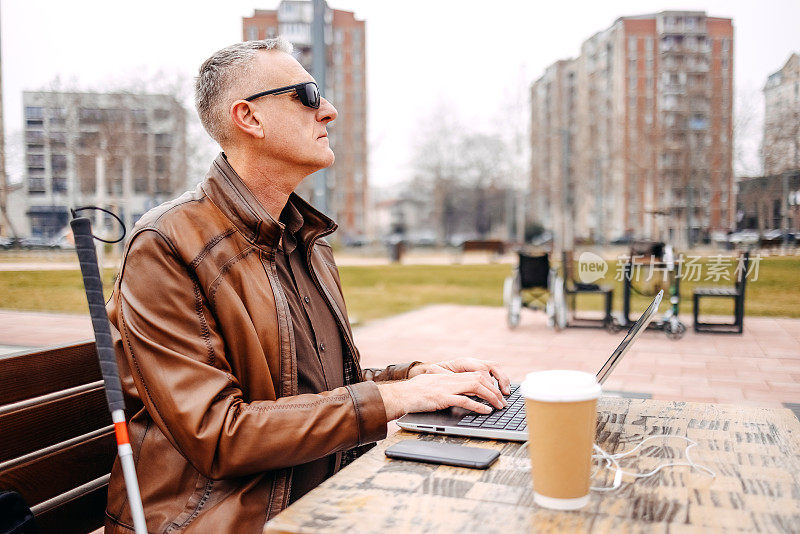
[0, 256, 798, 322]
[0, 269, 119, 314]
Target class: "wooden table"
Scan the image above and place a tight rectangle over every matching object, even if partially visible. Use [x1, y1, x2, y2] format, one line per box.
[264, 398, 800, 533]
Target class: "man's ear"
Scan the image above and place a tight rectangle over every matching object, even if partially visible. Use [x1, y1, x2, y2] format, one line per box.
[230, 100, 265, 139]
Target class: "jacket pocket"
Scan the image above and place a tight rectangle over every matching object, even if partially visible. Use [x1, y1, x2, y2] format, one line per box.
[164, 471, 214, 533]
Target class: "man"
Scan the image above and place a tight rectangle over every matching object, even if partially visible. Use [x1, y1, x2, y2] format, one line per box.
[104, 38, 510, 534]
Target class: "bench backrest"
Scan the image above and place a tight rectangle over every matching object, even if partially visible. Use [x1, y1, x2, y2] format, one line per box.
[518, 252, 550, 289]
[735, 251, 750, 295]
[0, 340, 115, 534]
[461, 240, 506, 254]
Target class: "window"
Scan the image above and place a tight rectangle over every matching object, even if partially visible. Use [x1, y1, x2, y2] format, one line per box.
[79, 131, 100, 150]
[26, 130, 45, 148]
[25, 106, 44, 120]
[78, 155, 97, 193]
[155, 155, 170, 174]
[155, 176, 170, 194]
[132, 109, 148, 128]
[79, 108, 105, 124]
[246, 26, 259, 41]
[27, 154, 45, 167]
[689, 114, 708, 130]
[108, 130, 129, 149]
[28, 177, 46, 195]
[107, 157, 124, 195]
[154, 109, 171, 121]
[155, 133, 173, 149]
[52, 176, 68, 194]
[48, 107, 66, 127]
[51, 154, 67, 173]
[133, 156, 149, 193]
[49, 132, 67, 149]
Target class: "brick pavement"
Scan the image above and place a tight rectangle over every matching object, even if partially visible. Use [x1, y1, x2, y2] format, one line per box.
[354, 305, 800, 409]
[1, 306, 798, 409]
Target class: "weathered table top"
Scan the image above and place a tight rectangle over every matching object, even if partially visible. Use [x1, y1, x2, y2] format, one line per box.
[264, 398, 800, 533]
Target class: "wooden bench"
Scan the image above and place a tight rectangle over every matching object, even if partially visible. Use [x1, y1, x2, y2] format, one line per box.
[561, 250, 615, 330]
[0, 341, 115, 533]
[693, 251, 750, 334]
[458, 240, 507, 263]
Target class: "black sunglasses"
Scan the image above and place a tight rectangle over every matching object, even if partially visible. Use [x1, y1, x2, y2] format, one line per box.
[243, 81, 321, 109]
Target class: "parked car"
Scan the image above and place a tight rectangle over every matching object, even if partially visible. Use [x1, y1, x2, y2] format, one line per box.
[530, 231, 553, 247]
[727, 230, 759, 246]
[20, 236, 55, 249]
[50, 235, 75, 249]
[760, 229, 797, 247]
[609, 235, 634, 245]
[342, 235, 369, 247]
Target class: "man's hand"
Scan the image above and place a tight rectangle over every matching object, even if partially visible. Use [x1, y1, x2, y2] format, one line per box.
[378, 371, 507, 421]
[408, 358, 511, 395]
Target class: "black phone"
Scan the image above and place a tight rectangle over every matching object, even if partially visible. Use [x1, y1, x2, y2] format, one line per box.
[384, 439, 500, 469]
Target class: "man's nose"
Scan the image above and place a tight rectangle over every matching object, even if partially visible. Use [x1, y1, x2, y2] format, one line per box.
[317, 98, 337, 123]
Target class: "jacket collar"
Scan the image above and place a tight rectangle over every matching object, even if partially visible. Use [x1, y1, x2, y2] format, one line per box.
[202, 152, 337, 249]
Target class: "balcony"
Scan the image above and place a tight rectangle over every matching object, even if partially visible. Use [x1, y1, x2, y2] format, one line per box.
[663, 83, 685, 95]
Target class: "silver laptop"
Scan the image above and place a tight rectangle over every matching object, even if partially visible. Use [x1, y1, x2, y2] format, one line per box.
[397, 290, 663, 441]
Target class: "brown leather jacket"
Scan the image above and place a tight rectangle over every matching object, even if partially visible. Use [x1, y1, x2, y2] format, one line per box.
[104, 153, 415, 533]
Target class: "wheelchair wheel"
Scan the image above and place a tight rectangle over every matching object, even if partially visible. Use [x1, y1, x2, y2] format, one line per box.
[665, 317, 686, 340]
[504, 275, 522, 329]
[547, 273, 567, 332]
[605, 315, 623, 334]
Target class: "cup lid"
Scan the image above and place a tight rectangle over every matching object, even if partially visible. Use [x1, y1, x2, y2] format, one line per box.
[520, 370, 602, 402]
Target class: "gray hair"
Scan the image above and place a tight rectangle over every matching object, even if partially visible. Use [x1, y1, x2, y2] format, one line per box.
[195, 37, 293, 145]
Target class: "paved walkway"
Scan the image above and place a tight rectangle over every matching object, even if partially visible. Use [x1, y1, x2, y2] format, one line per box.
[0, 250, 516, 271]
[1, 306, 798, 410]
[355, 306, 800, 410]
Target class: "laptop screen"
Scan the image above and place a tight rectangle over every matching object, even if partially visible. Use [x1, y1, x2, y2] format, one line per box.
[595, 290, 663, 385]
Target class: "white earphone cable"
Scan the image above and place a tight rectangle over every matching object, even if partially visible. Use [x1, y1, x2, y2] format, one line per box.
[590, 435, 716, 492]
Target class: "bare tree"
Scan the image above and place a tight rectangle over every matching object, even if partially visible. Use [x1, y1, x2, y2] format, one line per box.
[410, 106, 464, 245]
[458, 133, 512, 238]
[734, 86, 763, 177]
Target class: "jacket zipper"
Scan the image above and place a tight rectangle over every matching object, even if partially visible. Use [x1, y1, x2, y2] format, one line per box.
[259, 249, 295, 511]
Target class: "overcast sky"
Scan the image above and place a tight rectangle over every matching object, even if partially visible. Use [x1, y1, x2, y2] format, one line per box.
[3, 0, 799, 187]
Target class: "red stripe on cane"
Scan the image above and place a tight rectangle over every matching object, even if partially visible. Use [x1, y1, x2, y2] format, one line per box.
[114, 421, 130, 446]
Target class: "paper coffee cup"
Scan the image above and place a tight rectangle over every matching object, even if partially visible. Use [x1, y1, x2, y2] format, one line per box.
[521, 370, 601, 510]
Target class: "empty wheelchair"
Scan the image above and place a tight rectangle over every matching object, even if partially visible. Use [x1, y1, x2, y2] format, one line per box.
[503, 252, 566, 330]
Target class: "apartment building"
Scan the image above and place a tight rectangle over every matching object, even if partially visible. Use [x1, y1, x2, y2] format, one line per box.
[18, 91, 186, 238]
[243, 1, 367, 241]
[530, 11, 734, 248]
[763, 53, 799, 176]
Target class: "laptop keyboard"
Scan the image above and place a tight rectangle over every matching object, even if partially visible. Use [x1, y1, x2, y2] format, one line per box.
[456, 384, 527, 432]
